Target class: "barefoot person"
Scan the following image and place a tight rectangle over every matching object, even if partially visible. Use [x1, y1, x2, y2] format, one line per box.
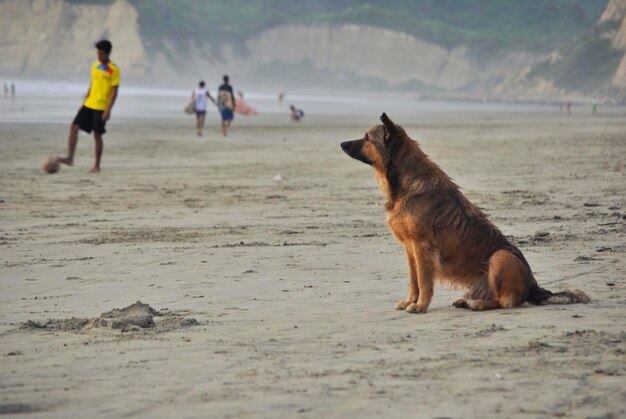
[191, 81, 216, 136]
[217, 75, 235, 137]
[58, 40, 120, 173]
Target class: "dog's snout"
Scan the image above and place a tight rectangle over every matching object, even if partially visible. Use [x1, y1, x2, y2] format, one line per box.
[341, 139, 371, 165]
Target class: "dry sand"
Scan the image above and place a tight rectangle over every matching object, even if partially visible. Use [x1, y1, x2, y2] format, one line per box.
[0, 98, 625, 418]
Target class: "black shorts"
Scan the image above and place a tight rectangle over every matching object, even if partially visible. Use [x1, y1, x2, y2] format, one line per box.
[73, 106, 106, 134]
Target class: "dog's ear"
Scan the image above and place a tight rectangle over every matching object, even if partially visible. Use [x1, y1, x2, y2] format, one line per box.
[380, 112, 396, 141]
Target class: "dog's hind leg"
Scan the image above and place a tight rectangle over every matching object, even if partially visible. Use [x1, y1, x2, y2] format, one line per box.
[454, 279, 491, 310]
[465, 299, 501, 311]
[465, 250, 529, 311]
[452, 296, 470, 309]
[395, 247, 419, 310]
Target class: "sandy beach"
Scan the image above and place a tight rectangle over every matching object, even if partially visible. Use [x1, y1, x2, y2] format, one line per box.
[0, 90, 625, 418]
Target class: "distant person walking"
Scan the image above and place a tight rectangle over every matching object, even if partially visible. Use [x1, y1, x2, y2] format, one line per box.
[58, 40, 120, 173]
[10, 82, 15, 100]
[217, 75, 235, 137]
[591, 97, 598, 116]
[191, 81, 216, 137]
[290, 105, 304, 122]
[567, 101, 572, 115]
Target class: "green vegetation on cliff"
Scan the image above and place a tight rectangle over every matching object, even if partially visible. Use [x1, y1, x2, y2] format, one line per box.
[68, 0, 606, 51]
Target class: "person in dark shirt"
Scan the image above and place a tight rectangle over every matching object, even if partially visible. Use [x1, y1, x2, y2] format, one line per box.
[217, 75, 236, 137]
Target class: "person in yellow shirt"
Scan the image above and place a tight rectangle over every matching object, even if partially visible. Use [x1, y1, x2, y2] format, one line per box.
[59, 40, 120, 173]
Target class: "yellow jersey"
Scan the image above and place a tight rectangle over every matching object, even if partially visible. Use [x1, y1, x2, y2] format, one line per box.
[84, 61, 120, 111]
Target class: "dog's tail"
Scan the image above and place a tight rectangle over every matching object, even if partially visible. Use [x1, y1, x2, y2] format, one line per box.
[527, 286, 590, 305]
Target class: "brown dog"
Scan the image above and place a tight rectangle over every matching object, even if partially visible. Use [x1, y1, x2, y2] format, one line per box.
[341, 113, 589, 313]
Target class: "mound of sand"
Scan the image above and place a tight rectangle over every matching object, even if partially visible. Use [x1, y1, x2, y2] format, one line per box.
[99, 300, 159, 329]
[19, 301, 198, 333]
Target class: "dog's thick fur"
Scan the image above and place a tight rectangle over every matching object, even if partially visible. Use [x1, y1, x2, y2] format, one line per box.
[340, 113, 589, 313]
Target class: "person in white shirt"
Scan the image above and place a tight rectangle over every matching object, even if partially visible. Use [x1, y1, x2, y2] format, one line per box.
[191, 81, 216, 137]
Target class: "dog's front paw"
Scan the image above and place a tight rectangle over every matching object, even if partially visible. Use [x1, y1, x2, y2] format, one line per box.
[395, 300, 411, 310]
[405, 303, 428, 314]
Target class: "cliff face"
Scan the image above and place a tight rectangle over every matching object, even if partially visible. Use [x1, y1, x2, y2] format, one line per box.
[0, 0, 620, 100]
[602, 0, 626, 87]
[244, 25, 539, 92]
[600, 0, 626, 22]
[0, 0, 535, 92]
[0, 0, 147, 79]
[245, 25, 468, 89]
[501, 0, 626, 99]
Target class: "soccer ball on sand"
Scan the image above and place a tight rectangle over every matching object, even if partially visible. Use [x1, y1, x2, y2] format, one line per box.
[42, 156, 60, 174]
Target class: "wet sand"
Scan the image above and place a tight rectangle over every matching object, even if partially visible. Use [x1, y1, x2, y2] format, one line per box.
[0, 99, 625, 418]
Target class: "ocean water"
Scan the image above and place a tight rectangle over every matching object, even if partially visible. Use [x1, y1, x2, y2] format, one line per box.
[0, 79, 591, 124]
